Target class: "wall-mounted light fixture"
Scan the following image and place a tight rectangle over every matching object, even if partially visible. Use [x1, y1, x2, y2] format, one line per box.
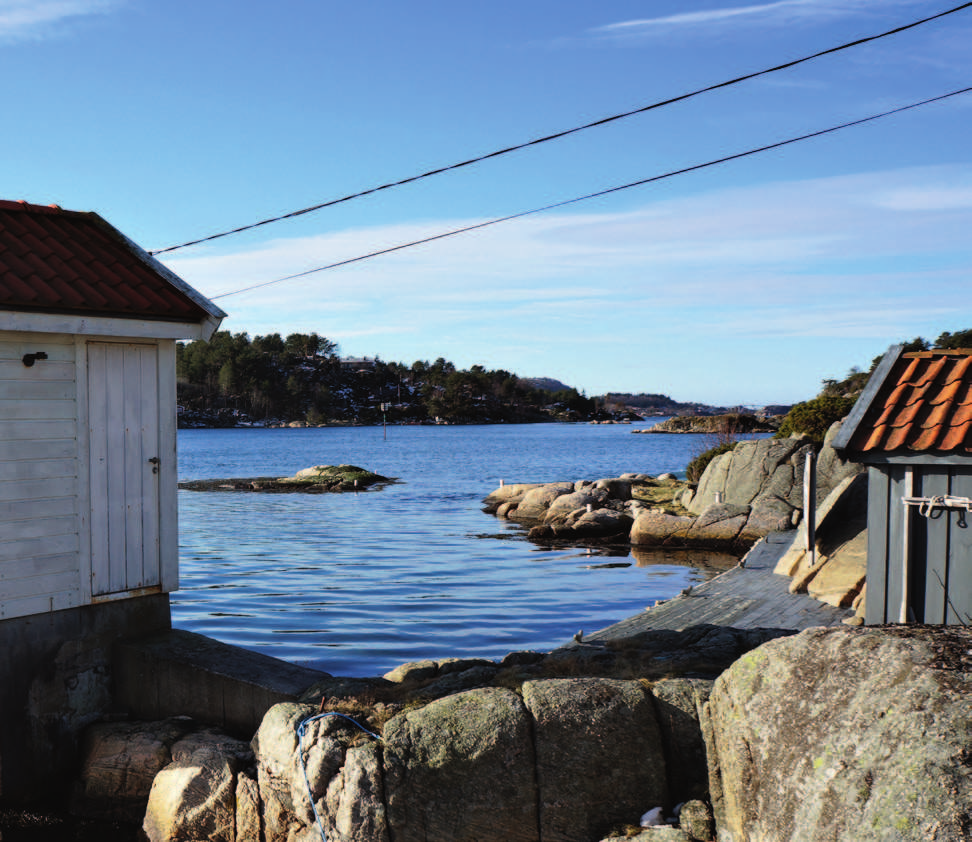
[22, 352, 48, 367]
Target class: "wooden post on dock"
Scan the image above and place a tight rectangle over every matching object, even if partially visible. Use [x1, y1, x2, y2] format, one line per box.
[804, 449, 817, 566]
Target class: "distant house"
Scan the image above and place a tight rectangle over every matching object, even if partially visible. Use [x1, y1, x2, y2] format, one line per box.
[833, 345, 972, 625]
[0, 200, 225, 795]
[340, 356, 377, 373]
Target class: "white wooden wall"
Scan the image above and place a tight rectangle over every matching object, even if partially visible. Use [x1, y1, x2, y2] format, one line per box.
[0, 331, 179, 621]
[0, 332, 82, 618]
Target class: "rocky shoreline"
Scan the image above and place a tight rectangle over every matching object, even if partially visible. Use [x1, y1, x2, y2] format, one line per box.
[632, 413, 780, 435]
[14, 422, 966, 840]
[61, 622, 972, 842]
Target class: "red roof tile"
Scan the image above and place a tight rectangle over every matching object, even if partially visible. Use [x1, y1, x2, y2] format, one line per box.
[0, 200, 216, 323]
[847, 350, 972, 455]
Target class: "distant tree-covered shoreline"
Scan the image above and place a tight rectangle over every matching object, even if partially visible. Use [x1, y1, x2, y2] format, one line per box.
[176, 331, 602, 426]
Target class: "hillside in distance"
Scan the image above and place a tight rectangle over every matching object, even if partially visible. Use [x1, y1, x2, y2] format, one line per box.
[176, 331, 751, 427]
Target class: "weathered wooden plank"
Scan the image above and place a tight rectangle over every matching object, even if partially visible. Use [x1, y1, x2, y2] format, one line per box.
[0, 382, 75, 403]
[0, 496, 76, 521]
[0, 588, 81, 620]
[865, 468, 891, 624]
[75, 336, 92, 604]
[0, 420, 75, 440]
[1, 570, 79, 600]
[140, 345, 161, 589]
[0, 514, 77, 541]
[123, 346, 145, 589]
[0, 397, 76, 421]
[0, 458, 77, 482]
[0, 438, 77, 462]
[88, 342, 111, 596]
[0, 553, 76, 581]
[4, 532, 78, 562]
[586, 536, 853, 644]
[158, 340, 177, 593]
[0, 360, 75, 380]
[920, 470, 951, 623]
[0, 478, 77, 502]
[945, 472, 972, 624]
[0, 311, 207, 341]
[106, 344, 128, 594]
[0, 337, 75, 362]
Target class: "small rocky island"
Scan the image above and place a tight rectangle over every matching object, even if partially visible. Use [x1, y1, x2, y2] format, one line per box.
[178, 464, 394, 493]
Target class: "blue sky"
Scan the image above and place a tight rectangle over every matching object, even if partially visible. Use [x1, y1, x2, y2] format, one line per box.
[3, 1, 971, 405]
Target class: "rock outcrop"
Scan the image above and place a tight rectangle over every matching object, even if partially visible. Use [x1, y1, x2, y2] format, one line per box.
[774, 471, 868, 615]
[703, 625, 972, 842]
[484, 423, 863, 554]
[179, 464, 393, 493]
[634, 414, 778, 435]
[628, 422, 865, 553]
[74, 624, 969, 842]
[483, 474, 690, 545]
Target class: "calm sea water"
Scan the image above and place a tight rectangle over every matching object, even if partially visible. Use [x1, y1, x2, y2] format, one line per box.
[174, 422, 743, 677]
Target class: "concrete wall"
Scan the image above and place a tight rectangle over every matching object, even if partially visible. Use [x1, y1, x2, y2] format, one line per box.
[0, 594, 170, 800]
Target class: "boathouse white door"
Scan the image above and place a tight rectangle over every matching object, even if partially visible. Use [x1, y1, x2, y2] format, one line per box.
[87, 342, 162, 596]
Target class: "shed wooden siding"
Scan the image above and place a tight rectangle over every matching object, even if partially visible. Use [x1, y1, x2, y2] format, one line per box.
[866, 464, 972, 625]
[0, 332, 82, 618]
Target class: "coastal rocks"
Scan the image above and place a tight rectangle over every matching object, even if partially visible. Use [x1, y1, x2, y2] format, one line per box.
[178, 464, 393, 493]
[634, 414, 779, 435]
[484, 475, 688, 545]
[142, 729, 254, 842]
[129, 628, 778, 842]
[383, 687, 536, 842]
[703, 625, 972, 842]
[628, 504, 770, 553]
[774, 468, 869, 613]
[72, 717, 196, 822]
[690, 421, 863, 518]
[523, 678, 668, 842]
[690, 436, 813, 518]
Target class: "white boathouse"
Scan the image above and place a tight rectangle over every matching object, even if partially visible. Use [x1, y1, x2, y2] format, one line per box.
[0, 200, 225, 797]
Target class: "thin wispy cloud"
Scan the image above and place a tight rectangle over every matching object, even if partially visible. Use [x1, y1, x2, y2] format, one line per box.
[0, 0, 120, 42]
[594, 0, 913, 37]
[164, 164, 972, 379]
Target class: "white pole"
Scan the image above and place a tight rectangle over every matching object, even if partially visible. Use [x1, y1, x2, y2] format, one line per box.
[804, 450, 817, 566]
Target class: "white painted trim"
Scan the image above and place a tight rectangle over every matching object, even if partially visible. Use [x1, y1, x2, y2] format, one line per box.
[0, 311, 211, 341]
[75, 338, 92, 603]
[158, 340, 179, 593]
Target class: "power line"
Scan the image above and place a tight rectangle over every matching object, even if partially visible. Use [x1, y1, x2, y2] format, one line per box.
[151, 2, 972, 257]
[207, 85, 972, 301]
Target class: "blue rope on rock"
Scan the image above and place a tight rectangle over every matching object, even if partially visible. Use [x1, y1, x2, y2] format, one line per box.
[297, 712, 383, 842]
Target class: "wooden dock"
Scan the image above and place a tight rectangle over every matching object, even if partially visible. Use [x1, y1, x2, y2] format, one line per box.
[585, 531, 853, 643]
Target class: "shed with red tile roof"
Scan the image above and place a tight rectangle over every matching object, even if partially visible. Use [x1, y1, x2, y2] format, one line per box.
[833, 345, 972, 626]
[0, 201, 226, 798]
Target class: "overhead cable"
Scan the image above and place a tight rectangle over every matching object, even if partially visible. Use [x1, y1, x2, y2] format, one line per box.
[207, 84, 972, 301]
[151, 2, 972, 256]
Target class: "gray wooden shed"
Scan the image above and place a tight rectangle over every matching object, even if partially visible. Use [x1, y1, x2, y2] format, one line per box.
[0, 199, 226, 797]
[833, 344, 972, 625]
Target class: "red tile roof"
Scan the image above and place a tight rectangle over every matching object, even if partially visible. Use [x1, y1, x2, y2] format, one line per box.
[0, 200, 218, 323]
[846, 350, 972, 455]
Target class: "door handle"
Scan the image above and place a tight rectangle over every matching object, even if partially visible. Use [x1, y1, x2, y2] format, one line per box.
[148, 456, 160, 474]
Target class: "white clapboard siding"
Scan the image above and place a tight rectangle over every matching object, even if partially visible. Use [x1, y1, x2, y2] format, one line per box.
[0, 439, 77, 462]
[0, 588, 79, 619]
[0, 496, 76, 520]
[0, 570, 79, 601]
[0, 553, 77, 590]
[0, 334, 82, 619]
[0, 398, 76, 419]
